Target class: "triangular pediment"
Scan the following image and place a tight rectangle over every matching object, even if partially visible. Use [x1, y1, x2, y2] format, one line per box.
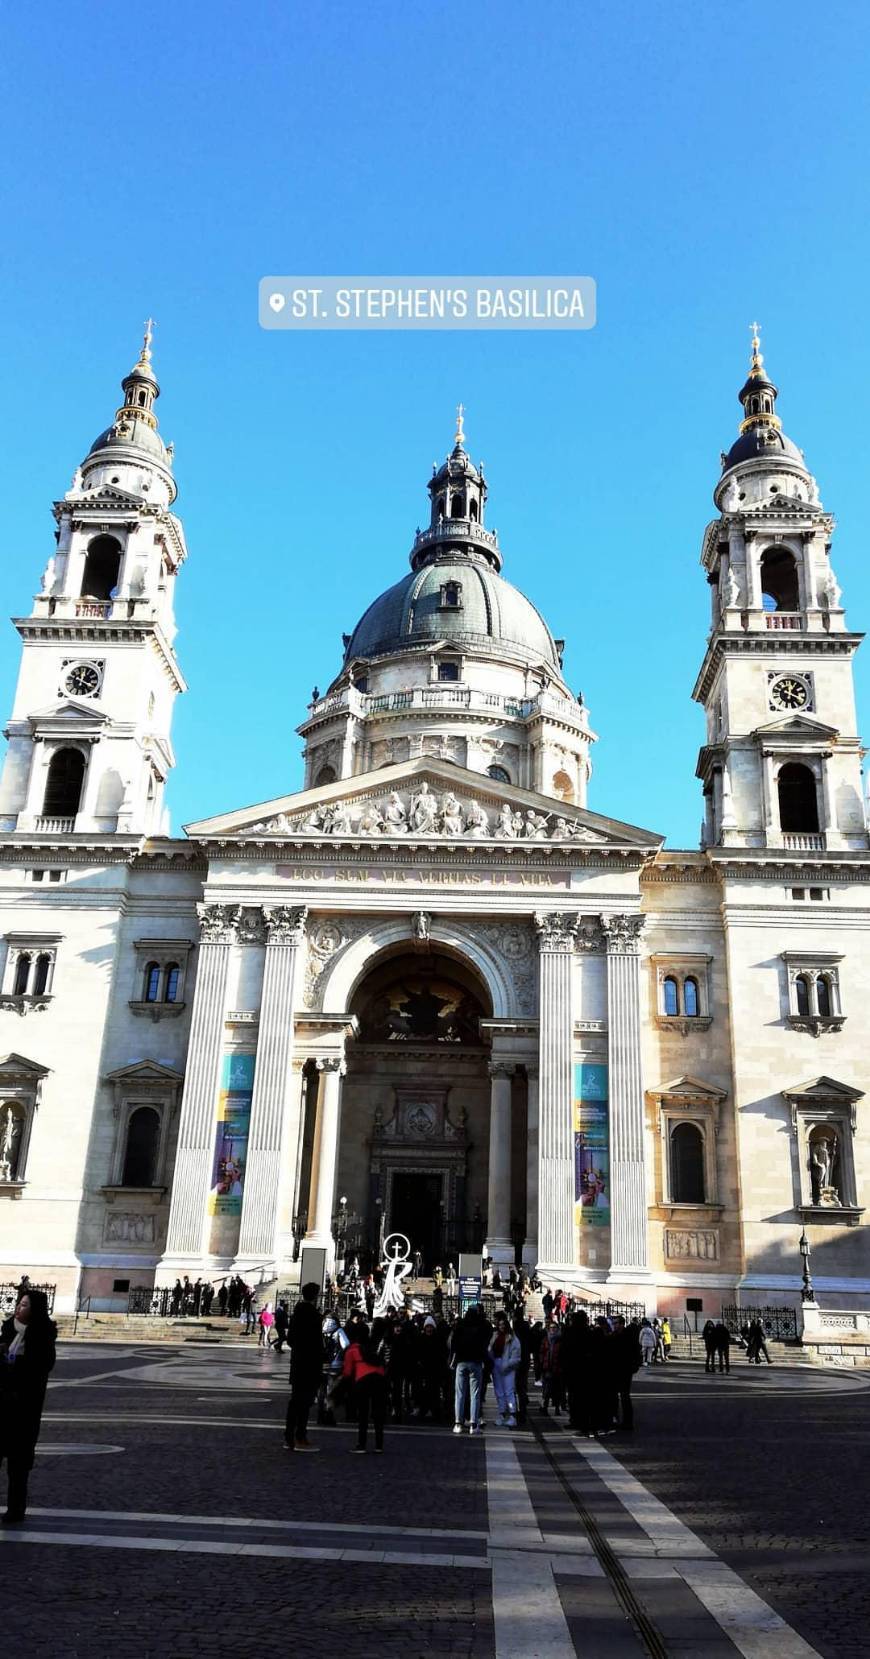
[104, 1060, 184, 1085]
[753, 714, 838, 741]
[782, 1075, 864, 1104]
[185, 758, 663, 849]
[654, 1075, 727, 1103]
[0, 1052, 50, 1080]
[28, 698, 111, 727]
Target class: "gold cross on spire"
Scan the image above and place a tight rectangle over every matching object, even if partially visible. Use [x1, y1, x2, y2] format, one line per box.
[139, 317, 155, 363]
[749, 319, 764, 372]
[455, 401, 466, 448]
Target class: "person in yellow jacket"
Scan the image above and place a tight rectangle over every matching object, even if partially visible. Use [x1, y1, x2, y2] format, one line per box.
[660, 1316, 672, 1361]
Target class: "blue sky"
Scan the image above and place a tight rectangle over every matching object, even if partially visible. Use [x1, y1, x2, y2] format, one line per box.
[2, 1, 869, 844]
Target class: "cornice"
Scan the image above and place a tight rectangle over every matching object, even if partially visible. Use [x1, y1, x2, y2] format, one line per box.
[692, 629, 864, 705]
[13, 615, 187, 694]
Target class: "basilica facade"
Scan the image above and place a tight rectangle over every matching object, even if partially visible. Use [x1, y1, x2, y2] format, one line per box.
[1, 327, 869, 1320]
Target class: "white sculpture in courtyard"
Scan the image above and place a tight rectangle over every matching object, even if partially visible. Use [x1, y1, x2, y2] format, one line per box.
[372, 1233, 414, 1317]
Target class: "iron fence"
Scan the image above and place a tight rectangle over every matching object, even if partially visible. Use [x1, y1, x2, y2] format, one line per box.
[0, 1281, 56, 1316]
[721, 1303, 799, 1343]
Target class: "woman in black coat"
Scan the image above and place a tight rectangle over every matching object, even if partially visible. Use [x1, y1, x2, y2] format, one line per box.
[0, 1287, 57, 1523]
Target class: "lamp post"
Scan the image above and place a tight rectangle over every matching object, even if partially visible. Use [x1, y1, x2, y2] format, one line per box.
[799, 1228, 815, 1304]
[335, 1195, 348, 1271]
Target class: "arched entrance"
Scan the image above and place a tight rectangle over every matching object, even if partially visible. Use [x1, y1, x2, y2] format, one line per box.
[339, 948, 493, 1270]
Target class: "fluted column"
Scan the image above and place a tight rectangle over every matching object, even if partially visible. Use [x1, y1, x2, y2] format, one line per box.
[163, 904, 239, 1262]
[602, 913, 650, 1277]
[236, 906, 307, 1264]
[304, 1057, 346, 1254]
[523, 1063, 539, 1266]
[534, 911, 578, 1269]
[485, 1060, 514, 1263]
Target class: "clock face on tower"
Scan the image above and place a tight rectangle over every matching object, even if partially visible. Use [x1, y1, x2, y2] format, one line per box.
[63, 661, 102, 698]
[769, 674, 809, 711]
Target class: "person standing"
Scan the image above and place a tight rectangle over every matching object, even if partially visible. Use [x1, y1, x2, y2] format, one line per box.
[285, 1283, 324, 1452]
[0, 1288, 57, 1523]
[702, 1319, 717, 1373]
[611, 1316, 642, 1432]
[639, 1320, 657, 1367]
[272, 1298, 289, 1353]
[713, 1319, 731, 1374]
[488, 1314, 521, 1428]
[660, 1316, 672, 1362]
[451, 1308, 487, 1434]
[258, 1302, 274, 1348]
[344, 1318, 388, 1453]
[539, 1316, 564, 1416]
[748, 1318, 772, 1366]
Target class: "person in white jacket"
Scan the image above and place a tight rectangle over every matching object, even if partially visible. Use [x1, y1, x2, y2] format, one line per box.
[639, 1320, 657, 1367]
[488, 1314, 522, 1427]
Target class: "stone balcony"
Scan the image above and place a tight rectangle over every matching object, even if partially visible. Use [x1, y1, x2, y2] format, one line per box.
[410, 517, 501, 568]
[301, 684, 590, 732]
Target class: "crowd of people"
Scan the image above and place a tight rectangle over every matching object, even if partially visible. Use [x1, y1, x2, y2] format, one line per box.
[702, 1316, 773, 1371]
[279, 1281, 655, 1453]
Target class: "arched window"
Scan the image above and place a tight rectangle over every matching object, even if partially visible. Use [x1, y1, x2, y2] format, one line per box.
[314, 765, 337, 786]
[164, 963, 181, 1003]
[144, 962, 161, 1003]
[437, 495, 446, 519]
[33, 954, 51, 996]
[778, 763, 819, 832]
[443, 581, 461, 608]
[670, 1122, 705, 1204]
[469, 499, 478, 521]
[683, 977, 699, 1017]
[759, 546, 799, 612]
[663, 976, 679, 1017]
[121, 1106, 161, 1187]
[487, 764, 511, 784]
[43, 748, 85, 818]
[80, 534, 121, 600]
[816, 976, 832, 1017]
[450, 494, 465, 518]
[13, 954, 31, 997]
[795, 974, 810, 1016]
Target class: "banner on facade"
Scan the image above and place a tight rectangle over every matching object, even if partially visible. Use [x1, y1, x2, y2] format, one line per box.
[208, 1053, 255, 1215]
[574, 1062, 609, 1227]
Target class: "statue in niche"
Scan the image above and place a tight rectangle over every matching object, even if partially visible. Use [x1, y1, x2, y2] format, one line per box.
[810, 1132, 841, 1205]
[0, 1107, 20, 1181]
[724, 565, 740, 608]
[412, 911, 432, 943]
[465, 799, 490, 837]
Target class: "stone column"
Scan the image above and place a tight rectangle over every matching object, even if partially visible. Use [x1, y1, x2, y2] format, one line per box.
[601, 913, 650, 1279]
[236, 906, 307, 1265]
[523, 1063, 539, 1267]
[162, 904, 239, 1264]
[485, 1061, 514, 1264]
[304, 1057, 346, 1254]
[534, 912, 578, 1269]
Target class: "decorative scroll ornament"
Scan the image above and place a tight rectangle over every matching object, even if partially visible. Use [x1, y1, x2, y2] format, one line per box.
[533, 911, 580, 951]
[197, 903, 241, 944]
[263, 905, 308, 946]
[244, 786, 607, 844]
[600, 913, 646, 954]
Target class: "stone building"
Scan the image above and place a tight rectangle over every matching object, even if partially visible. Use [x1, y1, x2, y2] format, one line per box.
[1, 326, 868, 1318]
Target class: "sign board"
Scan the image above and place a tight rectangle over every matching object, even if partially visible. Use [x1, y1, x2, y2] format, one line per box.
[574, 1062, 609, 1228]
[459, 1276, 482, 1306]
[299, 1246, 327, 1295]
[459, 1252, 483, 1279]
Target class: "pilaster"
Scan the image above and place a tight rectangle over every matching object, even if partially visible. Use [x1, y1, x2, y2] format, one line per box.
[485, 1059, 514, 1265]
[602, 913, 651, 1280]
[534, 911, 577, 1270]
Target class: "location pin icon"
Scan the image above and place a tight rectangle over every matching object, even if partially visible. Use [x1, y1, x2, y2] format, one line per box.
[268, 292, 286, 313]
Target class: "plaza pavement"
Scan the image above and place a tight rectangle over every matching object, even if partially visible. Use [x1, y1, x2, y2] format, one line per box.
[1, 1343, 866, 1657]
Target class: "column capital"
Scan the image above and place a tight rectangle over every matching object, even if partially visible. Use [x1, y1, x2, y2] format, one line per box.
[315, 1055, 346, 1076]
[196, 902, 241, 944]
[525, 1062, 540, 1082]
[488, 1060, 515, 1080]
[601, 913, 645, 955]
[533, 910, 579, 952]
[264, 904, 308, 946]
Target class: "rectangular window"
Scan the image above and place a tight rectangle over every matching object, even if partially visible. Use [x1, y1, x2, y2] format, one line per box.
[791, 888, 806, 901]
[438, 661, 460, 682]
[30, 870, 46, 883]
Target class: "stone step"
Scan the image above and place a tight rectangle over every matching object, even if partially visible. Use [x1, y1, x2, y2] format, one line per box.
[57, 1313, 259, 1344]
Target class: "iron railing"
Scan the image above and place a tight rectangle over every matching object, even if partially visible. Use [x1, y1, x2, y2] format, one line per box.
[721, 1303, 799, 1343]
[0, 1281, 56, 1317]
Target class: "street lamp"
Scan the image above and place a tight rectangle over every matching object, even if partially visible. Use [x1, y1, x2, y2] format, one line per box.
[799, 1228, 815, 1304]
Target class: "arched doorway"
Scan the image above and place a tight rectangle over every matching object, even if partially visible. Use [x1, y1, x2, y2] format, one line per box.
[338, 949, 493, 1270]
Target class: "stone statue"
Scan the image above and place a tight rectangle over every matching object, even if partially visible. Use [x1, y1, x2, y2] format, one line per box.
[523, 810, 550, 839]
[810, 1133, 840, 1205]
[722, 478, 740, 512]
[303, 804, 330, 833]
[724, 565, 740, 608]
[551, 817, 571, 839]
[372, 1234, 413, 1318]
[40, 557, 56, 595]
[330, 801, 354, 835]
[410, 782, 438, 833]
[358, 800, 384, 835]
[412, 911, 432, 942]
[440, 791, 464, 835]
[0, 1107, 19, 1181]
[494, 802, 518, 839]
[384, 791, 408, 833]
[464, 799, 489, 837]
[823, 569, 842, 609]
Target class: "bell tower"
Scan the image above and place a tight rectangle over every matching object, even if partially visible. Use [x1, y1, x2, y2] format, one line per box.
[0, 325, 188, 838]
[693, 327, 868, 852]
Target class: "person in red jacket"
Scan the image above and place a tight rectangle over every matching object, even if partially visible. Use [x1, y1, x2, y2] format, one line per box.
[343, 1317, 388, 1453]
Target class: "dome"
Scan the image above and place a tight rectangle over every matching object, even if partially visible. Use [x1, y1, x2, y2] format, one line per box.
[87, 420, 168, 462]
[344, 551, 561, 669]
[721, 425, 806, 474]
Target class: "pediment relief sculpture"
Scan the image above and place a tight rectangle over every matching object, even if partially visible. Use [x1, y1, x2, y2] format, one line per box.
[244, 781, 607, 843]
